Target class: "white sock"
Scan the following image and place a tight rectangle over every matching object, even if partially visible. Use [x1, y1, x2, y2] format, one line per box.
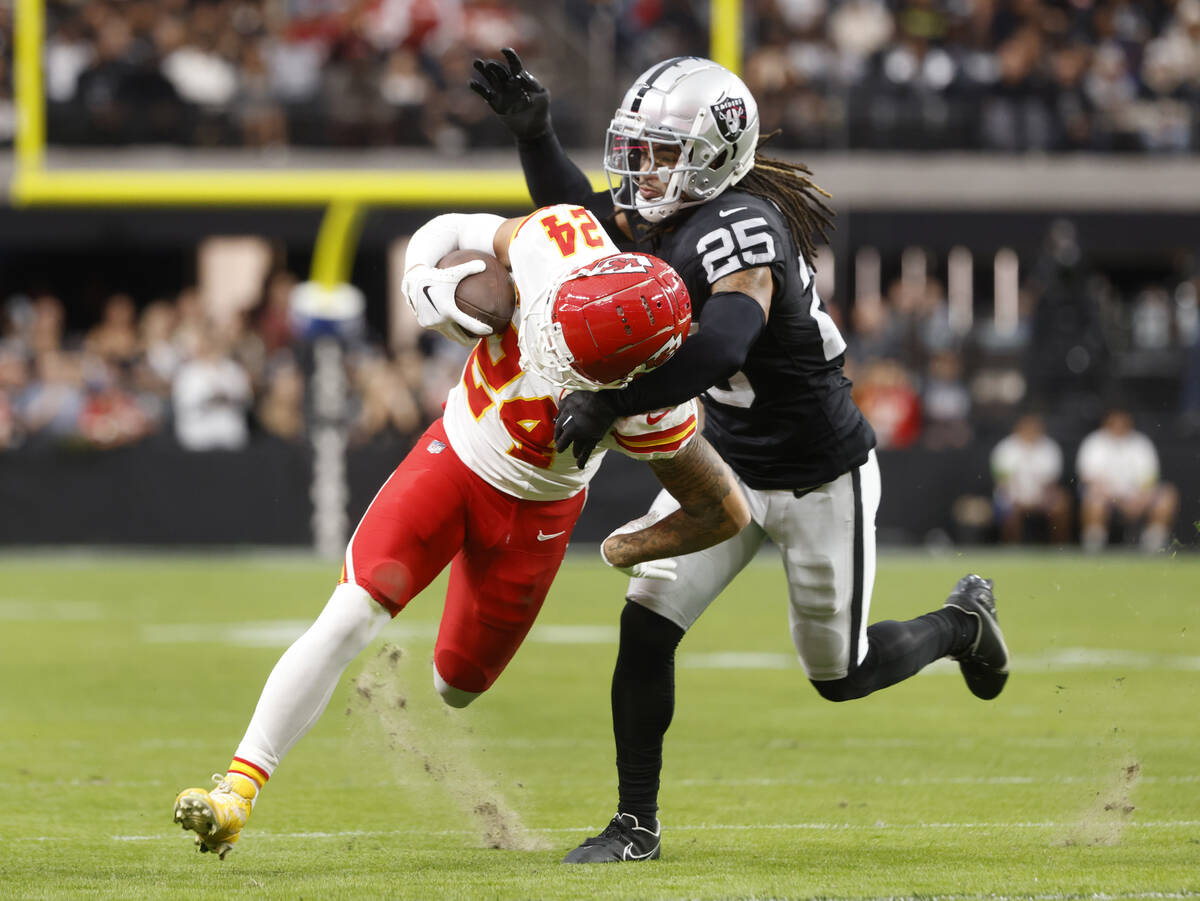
[233, 583, 390, 776]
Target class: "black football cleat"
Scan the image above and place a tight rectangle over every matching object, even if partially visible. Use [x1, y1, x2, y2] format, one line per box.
[944, 574, 1010, 700]
[562, 813, 661, 863]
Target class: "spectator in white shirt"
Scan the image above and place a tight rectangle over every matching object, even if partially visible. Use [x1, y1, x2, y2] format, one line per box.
[1076, 408, 1179, 553]
[172, 325, 252, 451]
[991, 413, 1072, 544]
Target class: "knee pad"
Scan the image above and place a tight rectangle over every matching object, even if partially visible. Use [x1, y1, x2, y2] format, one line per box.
[432, 653, 484, 708]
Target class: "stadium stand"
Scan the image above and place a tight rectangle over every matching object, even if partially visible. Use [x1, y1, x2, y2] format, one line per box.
[7, 0, 1195, 152]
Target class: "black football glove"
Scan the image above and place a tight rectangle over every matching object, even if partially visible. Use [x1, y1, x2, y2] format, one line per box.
[469, 48, 551, 141]
[554, 390, 619, 469]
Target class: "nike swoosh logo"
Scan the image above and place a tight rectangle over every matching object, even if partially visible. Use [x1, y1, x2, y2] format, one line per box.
[718, 207, 746, 217]
[646, 410, 669, 425]
[537, 530, 566, 541]
[622, 841, 659, 860]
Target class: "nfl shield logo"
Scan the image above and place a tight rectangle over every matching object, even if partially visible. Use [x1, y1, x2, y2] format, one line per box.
[711, 97, 747, 141]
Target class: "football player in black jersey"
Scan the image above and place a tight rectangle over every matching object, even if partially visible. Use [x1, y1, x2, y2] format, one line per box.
[471, 51, 1011, 863]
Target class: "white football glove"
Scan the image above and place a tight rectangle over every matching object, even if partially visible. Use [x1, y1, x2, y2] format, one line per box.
[402, 261, 491, 341]
[600, 511, 678, 581]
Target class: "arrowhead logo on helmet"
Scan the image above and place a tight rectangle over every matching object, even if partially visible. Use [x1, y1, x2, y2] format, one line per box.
[519, 253, 692, 392]
[645, 331, 685, 367]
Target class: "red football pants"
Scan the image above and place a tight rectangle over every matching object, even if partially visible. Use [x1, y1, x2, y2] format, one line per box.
[342, 419, 585, 694]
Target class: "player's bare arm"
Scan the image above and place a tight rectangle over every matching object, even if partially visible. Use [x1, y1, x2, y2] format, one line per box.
[491, 216, 521, 267]
[601, 436, 750, 568]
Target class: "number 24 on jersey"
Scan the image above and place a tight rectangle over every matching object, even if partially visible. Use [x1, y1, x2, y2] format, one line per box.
[540, 208, 605, 257]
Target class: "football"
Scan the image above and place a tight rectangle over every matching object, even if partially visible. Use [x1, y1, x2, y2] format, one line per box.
[437, 249, 515, 335]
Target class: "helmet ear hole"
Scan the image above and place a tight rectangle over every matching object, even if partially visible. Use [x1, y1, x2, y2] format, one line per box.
[708, 148, 728, 171]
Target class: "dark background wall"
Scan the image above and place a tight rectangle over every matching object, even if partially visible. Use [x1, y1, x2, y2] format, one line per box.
[4, 438, 1196, 548]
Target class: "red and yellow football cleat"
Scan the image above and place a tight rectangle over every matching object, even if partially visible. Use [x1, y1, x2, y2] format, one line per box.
[173, 773, 257, 859]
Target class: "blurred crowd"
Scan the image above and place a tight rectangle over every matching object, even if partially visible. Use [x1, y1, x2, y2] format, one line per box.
[0, 0, 1191, 153]
[744, 0, 1200, 151]
[34, 0, 539, 151]
[0, 273, 468, 454]
[843, 218, 1194, 551]
[846, 219, 1200, 457]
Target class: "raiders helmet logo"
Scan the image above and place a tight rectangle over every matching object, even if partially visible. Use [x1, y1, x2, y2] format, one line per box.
[710, 97, 748, 141]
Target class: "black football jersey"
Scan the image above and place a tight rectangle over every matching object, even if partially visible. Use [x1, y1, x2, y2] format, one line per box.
[598, 189, 876, 490]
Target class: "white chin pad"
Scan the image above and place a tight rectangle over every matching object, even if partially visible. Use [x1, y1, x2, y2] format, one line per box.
[636, 196, 681, 222]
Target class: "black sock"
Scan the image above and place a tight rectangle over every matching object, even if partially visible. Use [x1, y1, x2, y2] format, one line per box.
[813, 609, 970, 702]
[611, 602, 684, 825]
[935, 605, 979, 657]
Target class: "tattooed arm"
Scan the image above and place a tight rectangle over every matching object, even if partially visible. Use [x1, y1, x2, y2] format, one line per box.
[602, 435, 750, 569]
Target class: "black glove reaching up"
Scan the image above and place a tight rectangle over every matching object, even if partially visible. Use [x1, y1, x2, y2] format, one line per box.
[470, 48, 551, 141]
[554, 391, 620, 469]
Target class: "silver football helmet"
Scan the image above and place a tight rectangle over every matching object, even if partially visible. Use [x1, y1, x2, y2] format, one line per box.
[605, 57, 760, 223]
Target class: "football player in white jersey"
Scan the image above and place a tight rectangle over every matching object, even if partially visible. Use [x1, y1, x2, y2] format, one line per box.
[171, 204, 751, 859]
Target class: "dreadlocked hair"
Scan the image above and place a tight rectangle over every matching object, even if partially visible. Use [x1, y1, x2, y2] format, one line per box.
[736, 131, 835, 267]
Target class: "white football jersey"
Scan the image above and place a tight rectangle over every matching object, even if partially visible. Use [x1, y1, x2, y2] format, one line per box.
[443, 204, 698, 501]
[990, 434, 1063, 506]
[1075, 428, 1160, 499]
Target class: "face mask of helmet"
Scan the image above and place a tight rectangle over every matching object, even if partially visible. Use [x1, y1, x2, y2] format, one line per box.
[604, 58, 760, 223]
[605, 128, 690, 223]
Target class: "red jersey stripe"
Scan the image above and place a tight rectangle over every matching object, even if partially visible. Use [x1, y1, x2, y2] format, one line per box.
[613, 418, 697, 453]
[612, 416, 697, 449]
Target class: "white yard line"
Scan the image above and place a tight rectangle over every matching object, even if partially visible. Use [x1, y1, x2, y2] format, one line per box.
[138, 621, 618, 648]
[675, 774, 1200, 787]
[8, 819, 1198, 844]
[133, 620, 1200, 673]
[0, 599, 105, 621]
[3, 773, 1197, 791]
[681, 650, 1200, 671]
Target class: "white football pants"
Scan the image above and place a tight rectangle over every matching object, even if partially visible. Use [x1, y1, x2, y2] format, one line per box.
[626, 450, 881, 681]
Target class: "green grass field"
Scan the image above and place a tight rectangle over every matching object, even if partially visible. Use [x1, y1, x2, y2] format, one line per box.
[1, 550, 1198, 900]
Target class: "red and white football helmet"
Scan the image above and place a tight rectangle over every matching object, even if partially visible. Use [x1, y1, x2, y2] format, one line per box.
[519, 252, 692, 391]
